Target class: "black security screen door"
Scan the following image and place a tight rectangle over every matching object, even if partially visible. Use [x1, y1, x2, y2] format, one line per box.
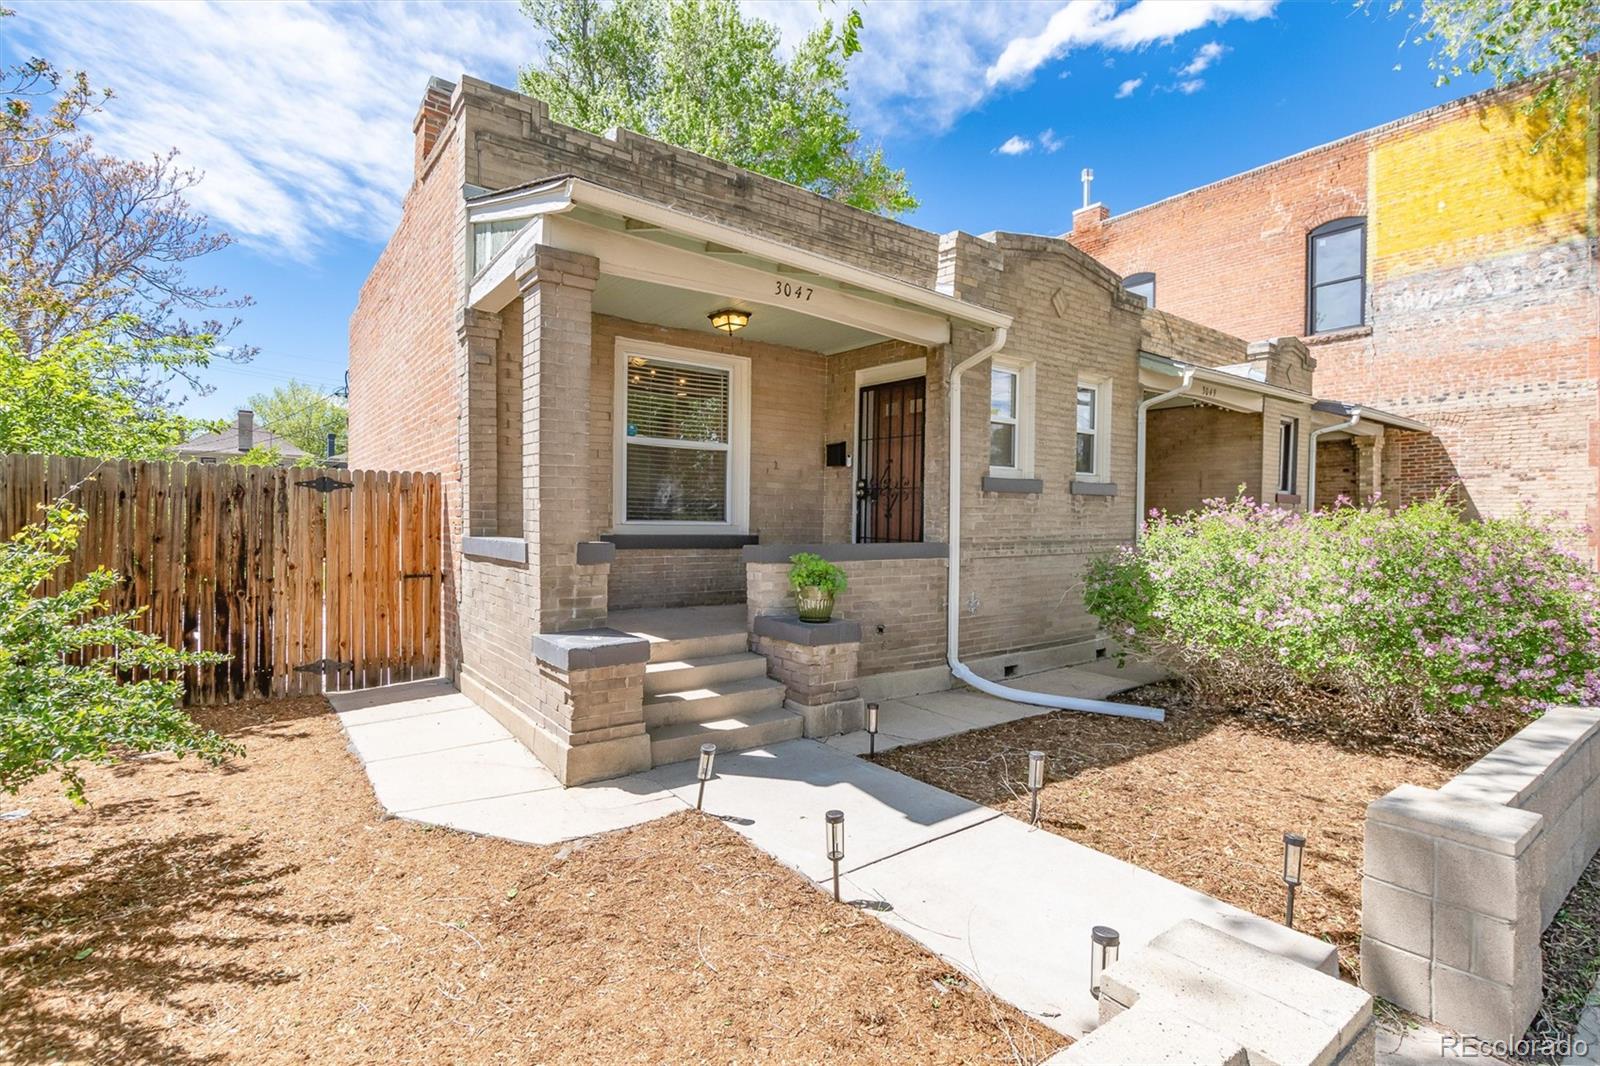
[855, 376, 926, 543]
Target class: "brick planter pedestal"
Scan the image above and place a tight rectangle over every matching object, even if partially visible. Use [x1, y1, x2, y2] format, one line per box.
[523, 628, 652, 786]
[751, 614, 865, 738]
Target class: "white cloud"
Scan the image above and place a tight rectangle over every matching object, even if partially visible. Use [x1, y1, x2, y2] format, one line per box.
[986, 0, 1275, 89]
[1115, 77, 1145, 99]
[1176, 78, 1206, 94]
[1038, 128, 1064, 153]
[1179, 41, 1229, 76]
[12, 0, 528, 260]
[996, 134, 1034, 156]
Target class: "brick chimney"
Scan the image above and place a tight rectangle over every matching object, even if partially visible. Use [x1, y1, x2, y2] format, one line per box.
[236, 409, 254, 451]
[1071, 202, 1110, 238]
[413, 77, 455, 176]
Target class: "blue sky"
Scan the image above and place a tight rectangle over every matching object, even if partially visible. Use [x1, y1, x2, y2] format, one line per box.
[5, 0, 1489, 423]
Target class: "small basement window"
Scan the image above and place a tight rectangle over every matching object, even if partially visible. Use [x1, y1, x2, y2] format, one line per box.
[1307, 217, 1365, 333]
[1278, 418, 1300, 494]
[989, 357, 1035, 477]
[1076, 379, 1111, 480]
[1123, 272, 1155, 308]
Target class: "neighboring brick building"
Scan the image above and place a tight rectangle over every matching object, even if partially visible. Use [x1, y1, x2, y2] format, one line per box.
[350, 76, 1424, 785]
[1067, 82, 1599, 554]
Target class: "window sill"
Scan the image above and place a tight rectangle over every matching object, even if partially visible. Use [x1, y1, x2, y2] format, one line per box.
[981, 475, 1043, 495]
[1070, 480, 1118, 497]
[1304, 325, 1372, 346]
[1275, 492, 1302, 506]
[602, 532, 759, 550]
[462, 536, 527, 564]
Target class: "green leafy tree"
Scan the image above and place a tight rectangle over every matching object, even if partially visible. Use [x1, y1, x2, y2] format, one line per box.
[1399, 0, 1599, 147]
[246, 379, 347, 460]
[0, 318, 217, 459]
[1, 500, 237, 802]
[520, 0, 916, 215]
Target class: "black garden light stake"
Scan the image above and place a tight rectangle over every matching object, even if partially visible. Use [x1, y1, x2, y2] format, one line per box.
[866, 702, 879, 756]
[825, 809, 845, 902]
[1090, 926, 1120, 998]
[1282, 831, 1306, 928]
[696, 744, 716, 811]
[1027, 750, 1045, 826]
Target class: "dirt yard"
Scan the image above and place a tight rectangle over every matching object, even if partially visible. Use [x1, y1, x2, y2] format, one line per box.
[879, 682, 1458, 977]
[0, 697, 1063, 1065]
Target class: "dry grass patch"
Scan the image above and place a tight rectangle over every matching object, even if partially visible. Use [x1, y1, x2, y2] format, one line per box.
[0, 696, 1063, 1065]
[879, 682, 1458, 977]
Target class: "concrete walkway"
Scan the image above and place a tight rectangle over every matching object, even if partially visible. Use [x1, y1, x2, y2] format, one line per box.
[331, 670, 1333, 1039]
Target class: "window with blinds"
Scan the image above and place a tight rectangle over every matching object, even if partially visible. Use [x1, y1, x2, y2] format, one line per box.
[622, 355, 732, 523]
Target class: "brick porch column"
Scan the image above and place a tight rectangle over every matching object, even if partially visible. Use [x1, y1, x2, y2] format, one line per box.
[1355, 433, 1385, 506]
[456, 308, 503, 537]
[516, 245, 608, 632]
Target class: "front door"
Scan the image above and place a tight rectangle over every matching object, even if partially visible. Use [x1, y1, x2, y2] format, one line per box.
[855, 376, 926, 543]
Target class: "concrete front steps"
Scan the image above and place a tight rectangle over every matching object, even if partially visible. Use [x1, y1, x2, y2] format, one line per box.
[610, 604, 802, 766]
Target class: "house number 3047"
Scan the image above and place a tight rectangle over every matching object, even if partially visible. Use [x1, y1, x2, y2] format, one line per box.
[775, 280, 814, 301]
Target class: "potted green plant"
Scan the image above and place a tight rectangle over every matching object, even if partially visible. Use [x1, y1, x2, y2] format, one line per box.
[788, 552, 848, 623]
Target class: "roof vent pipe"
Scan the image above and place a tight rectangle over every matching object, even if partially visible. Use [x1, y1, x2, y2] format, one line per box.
[945, 330, 1162, 722]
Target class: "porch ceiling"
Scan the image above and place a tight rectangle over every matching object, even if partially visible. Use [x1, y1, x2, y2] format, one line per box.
[593, 274, 882, 354]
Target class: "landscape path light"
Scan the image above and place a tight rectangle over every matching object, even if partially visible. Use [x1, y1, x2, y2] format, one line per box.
[696, 744, 716, 811]
[1027, 750, 1045, 826]
[1090, 926, 1120, 998]
[1282, 831, 1306, 928]
[866, 702, 879, 756]
[825, 809, 845, 902]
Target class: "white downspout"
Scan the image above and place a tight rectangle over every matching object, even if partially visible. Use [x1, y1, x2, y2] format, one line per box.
[1135, 369, 1194, 543]
[1307, 409, 1361, 511]
[945, 329, 1163, 722]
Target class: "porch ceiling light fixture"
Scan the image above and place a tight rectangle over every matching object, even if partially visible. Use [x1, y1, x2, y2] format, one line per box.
[708, 308, 751, 335]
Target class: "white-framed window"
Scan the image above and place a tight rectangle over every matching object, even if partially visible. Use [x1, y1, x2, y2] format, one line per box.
[613, 339, 749, 533]
[1278, 418, 1300, 494]
[470, 218, 527, 275]
[1075, 378, 1112, 481]
[988, 357, 1035, 477]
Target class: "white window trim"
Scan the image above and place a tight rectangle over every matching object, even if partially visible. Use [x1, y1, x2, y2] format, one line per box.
[1075, 377, 1113, 482]
[612, 337, 750, 535]
[988, 356, 1035, 479]
[1278, 418, 1300, 494]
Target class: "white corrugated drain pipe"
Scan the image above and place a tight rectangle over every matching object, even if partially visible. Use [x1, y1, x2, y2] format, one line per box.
[1306, 408, 1361, 510]
[945, 329, 1163, 722]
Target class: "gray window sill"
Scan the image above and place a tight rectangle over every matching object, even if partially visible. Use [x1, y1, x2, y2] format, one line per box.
[1275, 492, 1302, 506]
[462, 535, 527, 564]
[601, 532, 759, 550]
[982, 476, 1043, 495]
[1304, 325, 1373, 345]
[1070, 480, 1118, 497]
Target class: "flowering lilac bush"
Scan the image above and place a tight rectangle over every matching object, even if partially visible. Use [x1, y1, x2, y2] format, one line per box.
[1087, 496, 1600, 747]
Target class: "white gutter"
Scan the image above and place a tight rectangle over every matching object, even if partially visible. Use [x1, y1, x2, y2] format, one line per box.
[1135, 369, 1195, 543]
[1307, 408, 1361, 510]
[945, 330, 1163, 723]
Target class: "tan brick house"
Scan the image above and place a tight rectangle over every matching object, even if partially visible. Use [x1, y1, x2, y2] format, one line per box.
[349, 76, 1425, 784]
[1067, 81, 1598, 554]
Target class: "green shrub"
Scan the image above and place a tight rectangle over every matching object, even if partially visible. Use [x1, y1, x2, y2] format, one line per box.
[1, 501, 238, 802]
[1086, 495, 1600, 748]
[788, 552, 848, 595]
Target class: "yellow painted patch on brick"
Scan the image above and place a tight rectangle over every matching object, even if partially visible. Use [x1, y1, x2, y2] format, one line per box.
[1372, 99, 1589, 277]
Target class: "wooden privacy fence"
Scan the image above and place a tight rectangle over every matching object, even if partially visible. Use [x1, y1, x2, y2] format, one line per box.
[0, 454, 442, 704]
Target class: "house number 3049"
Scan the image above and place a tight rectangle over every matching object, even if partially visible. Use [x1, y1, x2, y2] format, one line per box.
[775, 280, 814, 301]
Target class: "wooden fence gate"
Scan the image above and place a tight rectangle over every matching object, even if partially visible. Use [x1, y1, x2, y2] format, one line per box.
[0, 454, 442, 705]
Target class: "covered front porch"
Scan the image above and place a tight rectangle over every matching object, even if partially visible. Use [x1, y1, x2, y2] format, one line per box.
[453, 175, 1009, 783]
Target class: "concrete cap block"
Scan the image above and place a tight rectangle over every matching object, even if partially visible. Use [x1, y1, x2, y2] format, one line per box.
[1442, 707, 1600, 807]
[532, 628, 651, 671]
[1052, 1003, 1247, 1065]
[1368, 785, 1543, 856]
[1151, 920, 1372, 1047]
[752, 613, 863, 647]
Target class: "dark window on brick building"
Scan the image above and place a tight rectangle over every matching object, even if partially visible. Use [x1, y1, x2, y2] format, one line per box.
[1307, 218, 1365, 333]
[1123, 271, 1155, 308]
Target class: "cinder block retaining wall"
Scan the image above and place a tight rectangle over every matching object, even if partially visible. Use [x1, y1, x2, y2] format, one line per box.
[1362, 707, 1600, 1043]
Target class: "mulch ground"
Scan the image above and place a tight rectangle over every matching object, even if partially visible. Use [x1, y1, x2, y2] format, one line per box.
[879, 681, 1459, 978]
[0, 697, 1064, 1065]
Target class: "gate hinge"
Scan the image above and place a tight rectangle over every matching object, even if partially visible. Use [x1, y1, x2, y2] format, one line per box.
[401, 572, 434, 580]
[294, 658, 354, 674]
[296, 475, 354, 493]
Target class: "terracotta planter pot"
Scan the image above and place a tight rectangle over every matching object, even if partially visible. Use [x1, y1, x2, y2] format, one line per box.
[795, 585, 835, 623]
